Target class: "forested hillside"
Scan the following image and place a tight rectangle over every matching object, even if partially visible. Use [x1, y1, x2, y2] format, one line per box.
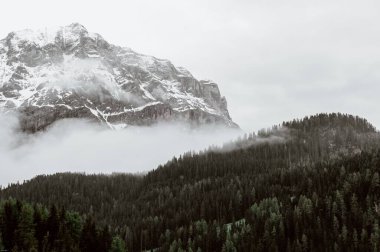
[0, 199, 126, 251]
[1, 113, 379, 251]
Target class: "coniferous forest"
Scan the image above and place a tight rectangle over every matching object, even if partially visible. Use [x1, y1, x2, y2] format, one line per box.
[1, 113, 380, 251]
[0, 199, 126, 251]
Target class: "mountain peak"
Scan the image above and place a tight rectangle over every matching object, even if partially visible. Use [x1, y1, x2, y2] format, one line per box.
[66, 22, 87, 31]
[0, 24, 238, 132]
[3, 23, 92, 50]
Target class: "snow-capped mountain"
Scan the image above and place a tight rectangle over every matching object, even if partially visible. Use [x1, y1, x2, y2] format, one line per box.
[0, 23, 237, 132]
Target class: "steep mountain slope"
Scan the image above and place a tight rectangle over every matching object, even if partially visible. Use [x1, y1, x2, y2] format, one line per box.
[1, 113, 379, 251]
[0, 23, 237, 132]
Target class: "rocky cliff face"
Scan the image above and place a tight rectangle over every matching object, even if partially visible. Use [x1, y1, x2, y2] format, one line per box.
[0, 23, 238, 132]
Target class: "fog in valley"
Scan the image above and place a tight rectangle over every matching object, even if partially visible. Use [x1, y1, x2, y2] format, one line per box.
[0, 114, 242, 186]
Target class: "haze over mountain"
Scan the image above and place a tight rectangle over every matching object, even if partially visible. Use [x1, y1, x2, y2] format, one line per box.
[0, 114, 241, 186]
[1, 113, 379, 251]
[0, 23, 236, 132]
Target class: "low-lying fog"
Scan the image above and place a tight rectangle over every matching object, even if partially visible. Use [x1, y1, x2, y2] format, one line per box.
[0, 113, 242, 186]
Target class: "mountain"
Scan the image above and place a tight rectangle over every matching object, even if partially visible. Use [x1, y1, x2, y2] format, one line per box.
[1, 113, 379, 251]
[0, 23, 237, 132]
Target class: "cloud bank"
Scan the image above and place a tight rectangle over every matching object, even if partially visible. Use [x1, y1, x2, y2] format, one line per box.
[0, 113, 242, 186]
[45, 56, 144, 106]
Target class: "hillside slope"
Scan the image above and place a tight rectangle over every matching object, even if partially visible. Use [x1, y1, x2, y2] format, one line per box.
[1, 113, 379, 251]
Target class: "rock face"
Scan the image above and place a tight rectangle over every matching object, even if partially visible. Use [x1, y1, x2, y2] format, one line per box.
[0, 23, 238, 132]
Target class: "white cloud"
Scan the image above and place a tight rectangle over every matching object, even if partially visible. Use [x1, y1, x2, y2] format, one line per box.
[0, 113, 242, 186]
[44, 56, 144, 105]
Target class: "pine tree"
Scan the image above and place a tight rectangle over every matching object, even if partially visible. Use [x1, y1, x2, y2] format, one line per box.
[14, 204, 37, 250]
[1, 201, 15, 249]
[33, 205, 47, 252]
[46, 205, 60, 249]
[222, 233, 237, 252]
[110, 236, 126, 252]
[0, 235, 4, 251]
[80, 216, 100, 252]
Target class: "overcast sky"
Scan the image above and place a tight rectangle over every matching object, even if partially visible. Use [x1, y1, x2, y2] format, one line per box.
[0, 0, 379, 131]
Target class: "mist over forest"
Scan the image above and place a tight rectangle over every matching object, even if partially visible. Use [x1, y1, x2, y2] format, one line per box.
[0, 113, 242, 186]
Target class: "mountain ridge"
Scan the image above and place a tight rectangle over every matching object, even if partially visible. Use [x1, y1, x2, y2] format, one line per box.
[0, 23, 238, 132]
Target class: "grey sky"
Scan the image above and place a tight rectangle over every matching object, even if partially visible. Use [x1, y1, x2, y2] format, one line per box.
[0, 0, 379, 131]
